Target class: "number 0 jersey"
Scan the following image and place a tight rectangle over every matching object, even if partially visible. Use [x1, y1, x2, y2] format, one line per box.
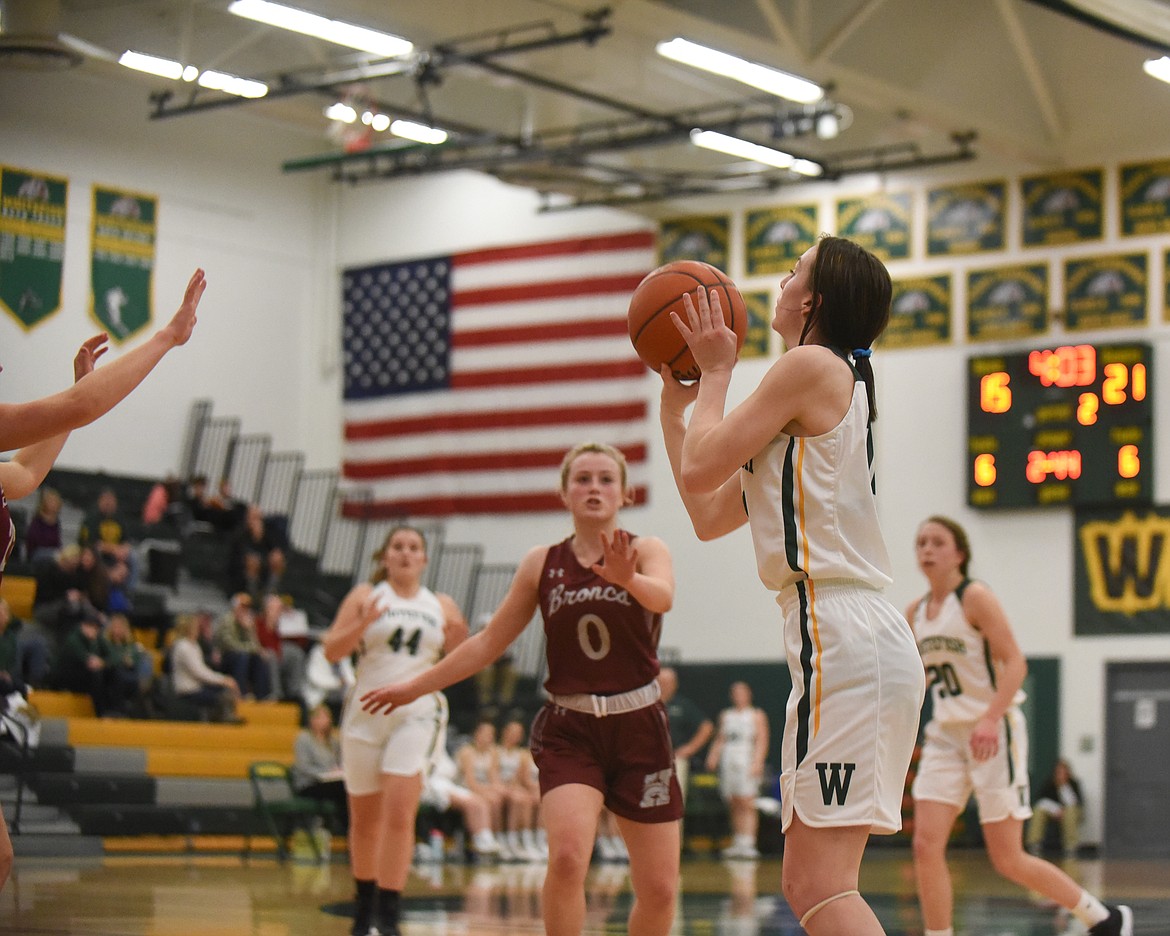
[538, 534, 661, 696]
[912, 579, 1025, 724]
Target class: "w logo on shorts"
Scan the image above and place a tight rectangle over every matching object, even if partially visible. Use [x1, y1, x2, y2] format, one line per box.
[816, 762, 856, 805]
[639, 768, 673, 808]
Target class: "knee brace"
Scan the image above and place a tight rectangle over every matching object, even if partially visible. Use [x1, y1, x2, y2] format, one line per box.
[799, 889, 861, 928]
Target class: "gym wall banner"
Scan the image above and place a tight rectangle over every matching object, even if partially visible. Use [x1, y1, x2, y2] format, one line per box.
[90, 185, 157, 343]
[0, 164, 68, 330]
[1075, 504, 1170, 636]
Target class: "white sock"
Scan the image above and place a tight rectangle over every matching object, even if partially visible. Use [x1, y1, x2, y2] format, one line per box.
[1071, 889, 1109, 927]
[924, 929, 954, 936]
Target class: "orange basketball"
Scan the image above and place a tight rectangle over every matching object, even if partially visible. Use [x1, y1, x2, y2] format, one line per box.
[627, 260, 748, 381]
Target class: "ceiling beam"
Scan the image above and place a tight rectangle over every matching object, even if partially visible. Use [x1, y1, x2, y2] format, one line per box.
[995, 0, 1065, 140]
[812, 0, 888, 64]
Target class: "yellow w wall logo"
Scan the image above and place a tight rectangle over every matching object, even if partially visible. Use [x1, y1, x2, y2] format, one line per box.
[1076, 508, 1170, 632]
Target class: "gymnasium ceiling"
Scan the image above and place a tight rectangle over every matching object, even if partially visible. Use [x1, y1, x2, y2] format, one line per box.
[6, 0, 1170, 210]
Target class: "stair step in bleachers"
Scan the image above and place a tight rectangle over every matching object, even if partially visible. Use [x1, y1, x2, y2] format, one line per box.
[29, 772, 156, 806]
[29, 690, 96, 719]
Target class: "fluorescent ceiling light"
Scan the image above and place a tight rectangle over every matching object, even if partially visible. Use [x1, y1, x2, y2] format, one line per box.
[325, 102, 357, 123]
[1144, 55, 1170, 84]
[390, 119, 448, 145]
[119, 50, 184, 80]
[691, 129, 792, 167]
[197, 69, 268, 98]
[690, 129, 823, 177]
[228, 0, 413, 58]
[657, 38, 822, 103]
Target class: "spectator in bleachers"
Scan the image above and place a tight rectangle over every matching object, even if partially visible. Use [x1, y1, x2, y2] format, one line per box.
[256, 593, 307, 703]
[214, 593, 273, 700]
[0, 597, 50, 695]
[456, 721, 510, 856]
[184, 474, 214, 526]
[54, 609, 114, 715]
[22, 487, 63, 563]
[193, 608, 226, 673]
[103, 612, 154, 717]
[497, 719, 544, 861]
[422, 746, 501, 859]
[78, 487, 138, 591]
[303, 639, 355, 724]
[169, 613, 239, 722]
[142, 474, 183, 529]
[225, 504, 287, 600]
[291, 702, 348, 830]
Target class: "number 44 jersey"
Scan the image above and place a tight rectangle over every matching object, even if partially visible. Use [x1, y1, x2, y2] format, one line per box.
[911, 579, 1025, 724]
[354, 581, 448, 688]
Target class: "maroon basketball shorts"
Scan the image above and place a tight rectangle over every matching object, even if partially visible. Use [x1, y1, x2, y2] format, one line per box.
[530, 700, 683, 823]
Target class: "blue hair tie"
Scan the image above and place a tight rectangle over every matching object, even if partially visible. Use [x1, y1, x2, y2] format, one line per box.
[852, 347, 872, 360]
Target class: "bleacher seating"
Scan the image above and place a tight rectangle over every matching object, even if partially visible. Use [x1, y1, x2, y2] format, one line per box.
[1, 399, 549, 860]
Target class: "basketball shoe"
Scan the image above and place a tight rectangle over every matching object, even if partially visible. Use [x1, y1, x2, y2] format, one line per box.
[1087, 905, 1133, 936]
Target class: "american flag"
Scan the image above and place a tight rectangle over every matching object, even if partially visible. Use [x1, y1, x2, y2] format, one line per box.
[341, 230, 656, 517]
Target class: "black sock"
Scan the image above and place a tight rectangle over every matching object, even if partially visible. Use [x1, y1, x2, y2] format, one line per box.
[376, 888, 401, 931]
[351, 879, 376, 936]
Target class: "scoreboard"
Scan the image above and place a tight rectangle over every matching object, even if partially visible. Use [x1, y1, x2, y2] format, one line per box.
[967, 342, 1153, 508]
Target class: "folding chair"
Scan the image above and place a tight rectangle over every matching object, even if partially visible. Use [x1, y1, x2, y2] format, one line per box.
[247, 760, 335, 862]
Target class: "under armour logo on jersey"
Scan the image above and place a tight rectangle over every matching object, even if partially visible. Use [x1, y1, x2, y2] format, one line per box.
[639, 768, 673, 808]
[815, 762, 856, 805]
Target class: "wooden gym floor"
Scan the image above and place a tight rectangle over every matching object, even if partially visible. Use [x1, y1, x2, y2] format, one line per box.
[1, 848, 1168, 935]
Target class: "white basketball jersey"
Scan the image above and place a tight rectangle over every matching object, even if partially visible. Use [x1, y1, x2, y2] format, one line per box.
[497, 747, 522, 784]
[719, 707, 759, 763]
[912, 581, 1025, 723]
[740, 378, 892, 593]
[353, 581, 448, 689]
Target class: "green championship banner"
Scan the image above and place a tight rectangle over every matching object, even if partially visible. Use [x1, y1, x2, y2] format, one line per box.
[1165, 249, 1170, 322]
[835, 192, 912, 262]
[966, 263, 1048, 341]
[927, 180, 1006, 256]
[0, 164, 68, 329]
[1021, 168, 1103, 246]
[90, 185, 157, 342]
[1075, 506, 1170, 635]
[1120, 158, 1170, 236]
[881, 275, 951, 349]
[745, 204, 817, 276]
[741, 289, 774, 359]
[658, 215, 729, 269]
[1063, 252, 1147, 331]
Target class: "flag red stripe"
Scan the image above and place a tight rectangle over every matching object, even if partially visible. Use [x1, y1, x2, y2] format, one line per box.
[455, 230, 655, 267]
[344, 444, 648, 479]
[342, 486, 649, 518]
[452, 359, 645, 389]
[345, 401, 646, 440]
[454, 273, 645, 307]
[453, 317, 629, 347]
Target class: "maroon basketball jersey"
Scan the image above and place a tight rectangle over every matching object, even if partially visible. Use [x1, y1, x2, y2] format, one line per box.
[538, 533, 663, 696]
[0, 484, 13, 587]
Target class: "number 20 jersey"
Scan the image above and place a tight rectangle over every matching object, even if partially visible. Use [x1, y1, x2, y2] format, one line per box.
[538, 534, 661, 697]
[912, 580, 1023, 724]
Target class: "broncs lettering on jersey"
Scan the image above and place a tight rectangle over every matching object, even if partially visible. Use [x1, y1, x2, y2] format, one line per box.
[546, 582, 632, 616]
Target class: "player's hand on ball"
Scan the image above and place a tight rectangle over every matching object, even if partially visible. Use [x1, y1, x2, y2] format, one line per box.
[658, 364, 700, 414]
[671, 286, 738, 376]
